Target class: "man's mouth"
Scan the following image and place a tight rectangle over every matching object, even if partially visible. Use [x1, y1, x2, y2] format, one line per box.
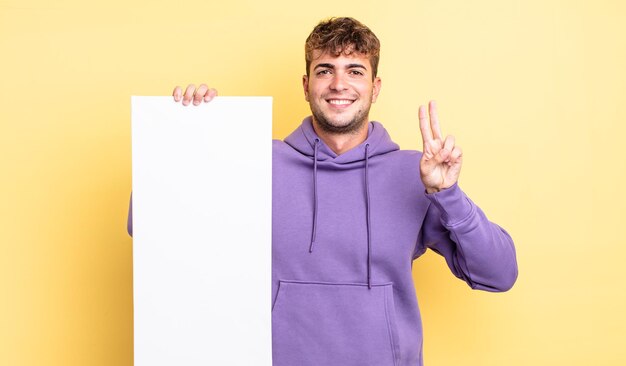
[326, 98, 355, 106]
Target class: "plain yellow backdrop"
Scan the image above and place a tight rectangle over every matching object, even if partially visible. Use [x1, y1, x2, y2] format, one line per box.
[1, 0, 625, 365]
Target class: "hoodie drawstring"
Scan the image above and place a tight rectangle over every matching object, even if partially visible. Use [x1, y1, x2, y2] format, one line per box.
[364, 143, 372, 289]
[309, 138, 320, 253]
[308, 139, 373, 289]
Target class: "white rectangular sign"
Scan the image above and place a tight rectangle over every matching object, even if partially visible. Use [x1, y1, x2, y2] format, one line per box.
[131, 96, 272, 366]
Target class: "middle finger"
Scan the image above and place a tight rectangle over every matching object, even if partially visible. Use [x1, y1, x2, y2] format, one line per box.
[183, 84, 196, 105]
[429, 100, 443, 140]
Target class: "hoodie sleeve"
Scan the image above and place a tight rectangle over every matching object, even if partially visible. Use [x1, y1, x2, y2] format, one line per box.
[127, 192, 133, 237]
[419, 182, 518, 292]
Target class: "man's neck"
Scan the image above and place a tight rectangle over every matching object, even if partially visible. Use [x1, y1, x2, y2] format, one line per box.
[311, 119, 369, 155]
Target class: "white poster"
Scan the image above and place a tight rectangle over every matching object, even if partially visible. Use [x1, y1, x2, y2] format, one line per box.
[131, 96, 272, 366]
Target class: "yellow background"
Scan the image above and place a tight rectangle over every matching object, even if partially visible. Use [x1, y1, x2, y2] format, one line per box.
[1, 0, 625, 365]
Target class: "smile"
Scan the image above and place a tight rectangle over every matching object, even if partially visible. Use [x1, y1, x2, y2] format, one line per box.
[326, 99, 355, 106]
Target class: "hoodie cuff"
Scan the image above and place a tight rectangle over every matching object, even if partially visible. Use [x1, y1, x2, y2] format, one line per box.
[424, 182, 474, 226]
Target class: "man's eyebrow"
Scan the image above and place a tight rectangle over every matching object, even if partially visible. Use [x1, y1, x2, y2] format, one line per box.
[314, 63, 335, 70]
[313, 63, 368, 70]
[346, 63, 367, 70]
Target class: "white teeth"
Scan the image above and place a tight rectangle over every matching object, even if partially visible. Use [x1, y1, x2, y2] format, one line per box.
[328, 99, 353, 105]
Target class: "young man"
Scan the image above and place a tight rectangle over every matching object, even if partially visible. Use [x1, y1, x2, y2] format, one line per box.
[128, 17, 518, 366]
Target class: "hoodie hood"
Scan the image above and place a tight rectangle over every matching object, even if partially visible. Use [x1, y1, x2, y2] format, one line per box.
[284, 116, 400, 163]
[283, 116, 400, 289]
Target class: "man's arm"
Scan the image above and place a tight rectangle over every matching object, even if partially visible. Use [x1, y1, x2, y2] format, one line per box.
[418, 183, 518, 292]
[414, 101, 517, 291]
[127, 193, 133, 237]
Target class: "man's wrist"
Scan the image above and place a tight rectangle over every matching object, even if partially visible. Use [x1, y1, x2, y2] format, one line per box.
[425, 187, 441, 194]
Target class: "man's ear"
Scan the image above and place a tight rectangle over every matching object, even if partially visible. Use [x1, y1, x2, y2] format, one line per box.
[302, 75, 310, 102]
[372, 77, 382, 103]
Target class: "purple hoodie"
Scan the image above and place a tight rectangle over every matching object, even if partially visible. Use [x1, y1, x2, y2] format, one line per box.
[271, 117, 517, 366]
[127, 116, 518, 366]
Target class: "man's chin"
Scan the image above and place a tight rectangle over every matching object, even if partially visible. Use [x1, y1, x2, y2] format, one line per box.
[313, 115, 367, 135]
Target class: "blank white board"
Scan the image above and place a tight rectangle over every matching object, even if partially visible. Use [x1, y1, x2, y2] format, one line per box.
[131, 96, 272, 366]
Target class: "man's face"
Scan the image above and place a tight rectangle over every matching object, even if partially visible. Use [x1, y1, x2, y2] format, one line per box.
[303, 49, 381, 134]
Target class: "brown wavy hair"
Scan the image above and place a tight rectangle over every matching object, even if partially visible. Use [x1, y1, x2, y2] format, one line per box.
[305, 17, 380, 80]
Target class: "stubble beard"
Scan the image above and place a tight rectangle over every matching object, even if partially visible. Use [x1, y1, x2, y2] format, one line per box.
[310, 97, 372, 135]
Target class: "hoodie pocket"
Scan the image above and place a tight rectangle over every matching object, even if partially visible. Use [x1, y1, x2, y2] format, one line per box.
[272, 280, 401, 366]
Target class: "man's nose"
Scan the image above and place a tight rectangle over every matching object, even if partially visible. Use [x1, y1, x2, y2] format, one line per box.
[329, 73, 348, 91]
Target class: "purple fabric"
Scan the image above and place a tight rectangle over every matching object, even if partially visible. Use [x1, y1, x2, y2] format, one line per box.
[273, 117, 517, 365]
[127, 116, 518, 366]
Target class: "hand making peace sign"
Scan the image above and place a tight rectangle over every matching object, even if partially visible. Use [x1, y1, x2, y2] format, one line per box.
[419, 101, 463, 194]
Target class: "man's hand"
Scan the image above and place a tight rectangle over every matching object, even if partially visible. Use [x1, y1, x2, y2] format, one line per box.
[172, 84, 218, 105]
[419, 100, 463, 194]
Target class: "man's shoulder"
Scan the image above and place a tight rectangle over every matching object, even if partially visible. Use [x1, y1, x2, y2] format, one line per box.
[272, 139, 302, 161]
[273, 139, 292, 153]
[378, 148, 423, 163]
[272, 139, 287, 147]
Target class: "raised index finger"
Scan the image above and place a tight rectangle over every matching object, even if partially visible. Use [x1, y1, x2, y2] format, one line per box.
[419, 105, 433, 143]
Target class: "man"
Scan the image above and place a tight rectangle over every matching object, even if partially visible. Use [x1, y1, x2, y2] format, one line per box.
[128, 17, 518, 366]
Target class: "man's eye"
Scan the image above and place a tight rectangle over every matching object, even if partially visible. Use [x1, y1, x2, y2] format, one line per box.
[317, 69, 331, 75]
[349, 70, 364, 76]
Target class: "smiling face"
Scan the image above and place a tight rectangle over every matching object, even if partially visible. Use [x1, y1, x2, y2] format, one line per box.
[303, 49, 382, 135]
